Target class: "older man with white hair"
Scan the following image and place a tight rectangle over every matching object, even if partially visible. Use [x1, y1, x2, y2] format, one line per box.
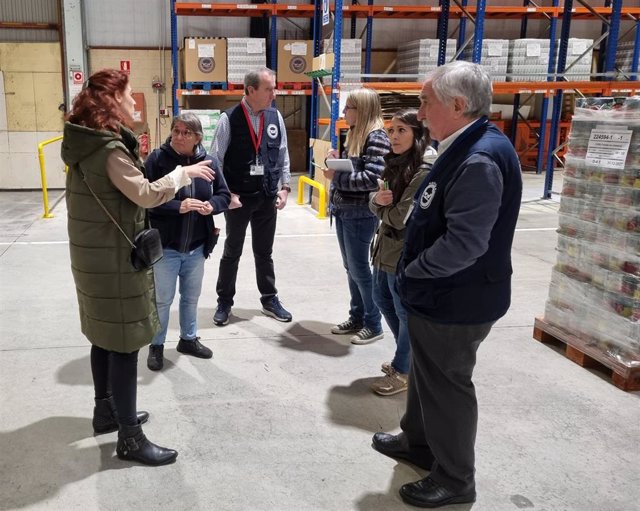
[372, 61, 523, 508]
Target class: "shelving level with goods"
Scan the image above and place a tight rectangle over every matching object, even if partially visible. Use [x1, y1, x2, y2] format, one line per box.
[542, 97, 640, 390]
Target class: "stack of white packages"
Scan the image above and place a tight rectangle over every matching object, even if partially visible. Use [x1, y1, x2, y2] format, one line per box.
[323, 39, 362, 84]
[227, 38, 266, 85]
[462, 39, 509, 82]
[615, 41, 638, 78]
[507, 39, 551, 82]
[556, 38, 593, 81]
[397, 39, 456, 82]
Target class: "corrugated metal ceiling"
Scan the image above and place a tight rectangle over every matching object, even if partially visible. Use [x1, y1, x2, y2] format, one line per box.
[0, 0, 59, 43]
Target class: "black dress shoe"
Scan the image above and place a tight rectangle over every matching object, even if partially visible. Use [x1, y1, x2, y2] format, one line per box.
[372, 432, 434, 471]
[400, 476, 476, 508]
[176, 337, 213, 359]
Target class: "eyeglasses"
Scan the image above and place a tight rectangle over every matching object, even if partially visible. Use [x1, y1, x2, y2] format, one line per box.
[171, 128, 195, 138]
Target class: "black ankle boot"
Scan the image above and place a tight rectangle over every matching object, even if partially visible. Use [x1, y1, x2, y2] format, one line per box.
[147, 345, 164, 371]
[116, 424, 178, 466]
[93, 396, 150, 435]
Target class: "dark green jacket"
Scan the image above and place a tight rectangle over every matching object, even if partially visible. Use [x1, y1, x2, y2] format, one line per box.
[62, 123, 160, 353]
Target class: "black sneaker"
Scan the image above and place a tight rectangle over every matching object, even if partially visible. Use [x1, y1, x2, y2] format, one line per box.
[176, 337, 213, 359]
[331, 318, 363, 335]
[147, 345, 164, 371]
[213, 304, 231, 326]
[350, 327, 384, 345]
[261, 296, 292, 322]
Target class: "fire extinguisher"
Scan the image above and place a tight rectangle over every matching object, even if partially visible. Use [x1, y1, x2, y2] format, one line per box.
[137, 132, 150, 158]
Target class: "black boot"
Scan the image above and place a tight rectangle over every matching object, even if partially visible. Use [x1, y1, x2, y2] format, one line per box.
[147, 345, 164, 371]
[116, 424, 178, 466]
[93, 396, 149, 435]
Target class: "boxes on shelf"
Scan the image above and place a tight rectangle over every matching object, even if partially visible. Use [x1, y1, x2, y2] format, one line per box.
[277, 40, 313, 83]
[556, 38, 593, 81]
[182, 37, 227, 83]
[322, 39, 362, 84]
[397, 39, 456, 82]
[180, 109, 221, 149]
[463, 39, 509, 82]
[227, 38, 266, 85]
[507, 39, 551, 82]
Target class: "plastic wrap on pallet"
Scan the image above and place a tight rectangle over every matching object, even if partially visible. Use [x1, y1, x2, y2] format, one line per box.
[544, 96, 640, 363]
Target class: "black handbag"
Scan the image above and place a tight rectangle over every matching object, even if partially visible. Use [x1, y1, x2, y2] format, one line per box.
[130, 228, 164, 270]
[83, 177, 164, 271]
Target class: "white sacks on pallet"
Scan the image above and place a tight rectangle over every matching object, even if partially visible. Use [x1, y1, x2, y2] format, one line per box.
[397, 39, 456, 82]
[322, 39, 362, 84]
[507, 39, 551, 82]
[615, 41, 639, 79]
[462, 39, 509, 82]
[556, 38, 593, 81]
[227, 38, 267, 85]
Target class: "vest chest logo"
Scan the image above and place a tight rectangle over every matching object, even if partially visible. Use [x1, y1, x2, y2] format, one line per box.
[420, 182, 437, 209]
[266, 123, 279, 139]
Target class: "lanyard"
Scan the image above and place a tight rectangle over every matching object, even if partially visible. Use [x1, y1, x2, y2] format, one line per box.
[240, 101, 264, 155]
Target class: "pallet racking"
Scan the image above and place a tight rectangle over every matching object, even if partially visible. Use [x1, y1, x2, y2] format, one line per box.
[169, 2, 640, 196]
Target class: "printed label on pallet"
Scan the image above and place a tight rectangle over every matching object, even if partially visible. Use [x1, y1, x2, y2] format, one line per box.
[586, 127, 632, 169]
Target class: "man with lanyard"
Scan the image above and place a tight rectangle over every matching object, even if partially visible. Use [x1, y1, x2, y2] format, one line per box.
[371, 61, 522, 507]
[211, 67, 292, 326]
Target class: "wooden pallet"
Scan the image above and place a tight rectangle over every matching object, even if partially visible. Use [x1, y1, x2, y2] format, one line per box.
[533, 317, 640, 391]
[182, 81, 227, 91]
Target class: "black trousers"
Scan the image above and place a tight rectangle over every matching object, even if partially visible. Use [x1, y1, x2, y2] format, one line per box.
[91, 345, 139, 427]
[217, 192, 278, 306]
[400, 314, 494, 494]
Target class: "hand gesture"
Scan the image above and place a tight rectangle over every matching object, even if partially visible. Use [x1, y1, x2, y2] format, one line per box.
[179, 198, 208, 214]
[183, 160, 215, 181]
[197, 201, 214, 215]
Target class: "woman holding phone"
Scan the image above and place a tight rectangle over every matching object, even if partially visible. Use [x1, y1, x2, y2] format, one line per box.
[369, 109, 435, 396]
[323, 88, 390, 345]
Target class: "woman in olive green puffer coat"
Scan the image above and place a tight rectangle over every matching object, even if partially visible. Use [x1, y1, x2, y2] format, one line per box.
[62, 69, 215, 466]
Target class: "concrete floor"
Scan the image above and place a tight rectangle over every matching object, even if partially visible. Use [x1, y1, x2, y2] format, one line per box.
[0, 173, 638, 511]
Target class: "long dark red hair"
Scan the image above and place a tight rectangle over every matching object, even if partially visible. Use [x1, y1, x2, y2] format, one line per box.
[65, 69, 132, 133]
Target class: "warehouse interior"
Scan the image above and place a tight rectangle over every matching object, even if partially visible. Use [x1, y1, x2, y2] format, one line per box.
[1, 1, 639, 510]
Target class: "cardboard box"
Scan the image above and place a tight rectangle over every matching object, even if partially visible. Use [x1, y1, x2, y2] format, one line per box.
[277, 40, 313, 83]
[182, 37, 227, 83]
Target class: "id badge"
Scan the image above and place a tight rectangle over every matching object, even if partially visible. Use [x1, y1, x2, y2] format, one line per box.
[250, 164, 264, 176]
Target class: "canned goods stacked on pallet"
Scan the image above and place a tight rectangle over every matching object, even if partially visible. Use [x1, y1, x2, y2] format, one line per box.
[545, 96, 640, 365]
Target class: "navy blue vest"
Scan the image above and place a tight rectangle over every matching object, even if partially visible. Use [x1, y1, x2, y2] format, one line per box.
[397, 117, 522, 324]
[223, 104, 282, 196]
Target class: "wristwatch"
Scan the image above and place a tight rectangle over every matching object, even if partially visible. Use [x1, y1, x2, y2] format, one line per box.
[281, 184, 292, 193]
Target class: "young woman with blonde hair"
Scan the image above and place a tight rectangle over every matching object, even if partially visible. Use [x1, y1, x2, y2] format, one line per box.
[323, 88, 390, 344]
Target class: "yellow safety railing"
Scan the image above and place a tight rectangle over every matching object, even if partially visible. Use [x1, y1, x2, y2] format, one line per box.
[37, 135, 63, 218]
[297, 175, 327, 219]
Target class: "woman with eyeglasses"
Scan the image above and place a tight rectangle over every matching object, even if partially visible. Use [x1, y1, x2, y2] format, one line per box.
[323, 88, 390, 345]
[145, 113, 230, 372]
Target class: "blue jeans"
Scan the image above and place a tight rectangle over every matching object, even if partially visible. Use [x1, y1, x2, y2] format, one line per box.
[151, 246, 205, 345]
[335, 215, 382, 331]
[372, 267, 411, 374]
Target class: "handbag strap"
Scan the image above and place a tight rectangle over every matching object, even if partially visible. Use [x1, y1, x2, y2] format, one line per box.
[82, 174, 136, 249]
